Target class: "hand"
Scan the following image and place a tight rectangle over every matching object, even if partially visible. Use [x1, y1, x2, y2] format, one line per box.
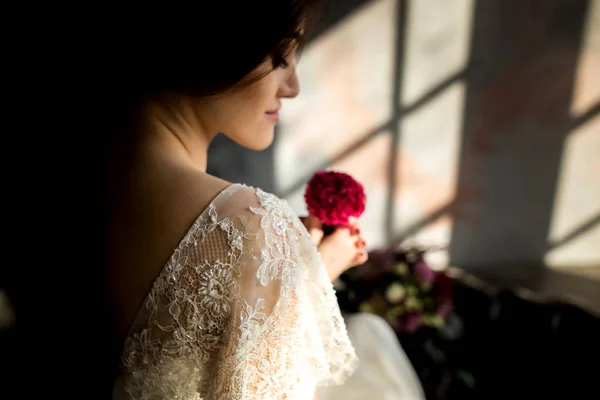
[300, 215, 325, 246]
[300, 216, 368, 281]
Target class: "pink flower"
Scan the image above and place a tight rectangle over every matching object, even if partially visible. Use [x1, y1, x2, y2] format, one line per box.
[414, 261, 436, 285]
[438, 301, 453, 318]
[304, 170, 366, 226]
[399, 311, 423, 333]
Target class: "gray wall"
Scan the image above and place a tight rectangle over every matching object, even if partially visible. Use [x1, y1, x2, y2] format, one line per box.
[208, 0, 600, 285]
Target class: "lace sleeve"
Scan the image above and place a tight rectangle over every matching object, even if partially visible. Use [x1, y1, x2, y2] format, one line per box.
[115, 184, 358, 400]
[208, 185, 358, 399]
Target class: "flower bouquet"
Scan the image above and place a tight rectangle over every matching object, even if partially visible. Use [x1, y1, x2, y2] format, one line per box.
[335, 245, 454, 334]
[335, 245, 471, 398]
[304, 170, 366, 236]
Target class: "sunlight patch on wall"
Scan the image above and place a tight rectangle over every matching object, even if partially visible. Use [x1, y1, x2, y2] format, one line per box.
[329, 133, 394, 249]
[283, 133, 394, 250]
[392, 0, 474, 268]
[275, 0, 396, 195]
[547, 0, 600, 270]
[394, 82, 467, 268]
[546, 115, 600, 269]
[401, 0, 474, 106]
[570, 0, 600, 116]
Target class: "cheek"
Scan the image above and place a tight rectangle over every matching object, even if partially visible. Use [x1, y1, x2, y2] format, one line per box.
[236, 86, 276, 125]
[214, 72, 281, 129]
[252, 74, 280, 103]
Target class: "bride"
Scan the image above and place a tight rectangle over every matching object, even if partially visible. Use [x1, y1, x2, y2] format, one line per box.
[106, 1, 368, 399]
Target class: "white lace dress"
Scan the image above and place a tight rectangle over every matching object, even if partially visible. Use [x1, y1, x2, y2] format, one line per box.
[113, 184, 358, 400]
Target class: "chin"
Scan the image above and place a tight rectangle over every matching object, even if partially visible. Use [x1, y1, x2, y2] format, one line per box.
[249, 138, 275, 151]
[236, 128, 275, 151]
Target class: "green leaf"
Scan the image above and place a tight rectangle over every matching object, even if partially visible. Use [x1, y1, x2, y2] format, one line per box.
[422, 314, 443, 327]
[456, 370, 475, 388]
[405, 296, 423, 311]
[407, 286, 418, 296]
[385, 305, 404, 321]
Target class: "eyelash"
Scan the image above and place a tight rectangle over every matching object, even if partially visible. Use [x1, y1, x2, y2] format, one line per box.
[272, 53, 290, 69]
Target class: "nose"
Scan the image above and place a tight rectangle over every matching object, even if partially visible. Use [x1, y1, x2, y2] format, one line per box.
[278, 67, 300, 99]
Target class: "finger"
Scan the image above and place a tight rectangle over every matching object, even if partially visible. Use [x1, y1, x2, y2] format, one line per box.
[358, 251, 369, 264]
[354, 236, 366, 249]
[300, 216, 324, 245]
[348, 220, 362, 236]
[333, 225, 352, 236]
[347, 225, 361, 236]
[353, 249, 369, 265]
[308, 227, 324, 246]
[349, 216, 361, 225]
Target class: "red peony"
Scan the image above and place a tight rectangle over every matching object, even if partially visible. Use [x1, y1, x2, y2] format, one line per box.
[304, 170, 366, 226]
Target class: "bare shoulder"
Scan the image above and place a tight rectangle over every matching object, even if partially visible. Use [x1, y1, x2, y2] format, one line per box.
[207, 182, 296, 222]
[167, 165, 233, 217]
[107, 159, 232, 343]
[112, 159, 232, 257]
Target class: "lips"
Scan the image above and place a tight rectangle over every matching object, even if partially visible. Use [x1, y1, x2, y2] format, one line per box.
[266, 107, 280, 122]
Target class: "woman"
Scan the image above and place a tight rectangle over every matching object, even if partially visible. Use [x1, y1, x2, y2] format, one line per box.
[106, 2, 368, 399]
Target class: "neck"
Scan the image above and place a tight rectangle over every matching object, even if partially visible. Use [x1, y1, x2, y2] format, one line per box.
[140, 98, 217, 172]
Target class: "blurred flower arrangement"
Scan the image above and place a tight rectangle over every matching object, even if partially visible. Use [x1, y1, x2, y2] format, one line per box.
[335, 244, 455, 334]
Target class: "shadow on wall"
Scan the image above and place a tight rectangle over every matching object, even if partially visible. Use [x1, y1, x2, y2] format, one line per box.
[448, 0, 597, 277]
[208, 0, 599, 281]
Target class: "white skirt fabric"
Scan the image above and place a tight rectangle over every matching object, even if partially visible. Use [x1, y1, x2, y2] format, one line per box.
[317, 313, 426, 400]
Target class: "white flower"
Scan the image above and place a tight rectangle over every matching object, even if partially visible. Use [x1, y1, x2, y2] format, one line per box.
[385, 283, 406, 303]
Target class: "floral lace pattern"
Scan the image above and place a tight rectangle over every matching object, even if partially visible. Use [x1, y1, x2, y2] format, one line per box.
[114, 184, 358, 400]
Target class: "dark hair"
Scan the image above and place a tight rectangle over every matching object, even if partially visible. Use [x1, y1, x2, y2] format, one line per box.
[102, 0, 322, 178]
[97, 1, 321, 152]
[104, 2, 321, 104]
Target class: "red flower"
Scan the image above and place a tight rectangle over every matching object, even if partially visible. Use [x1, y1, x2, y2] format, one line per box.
[304, 170, 366, 226]
[435, 272, 454, 301]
